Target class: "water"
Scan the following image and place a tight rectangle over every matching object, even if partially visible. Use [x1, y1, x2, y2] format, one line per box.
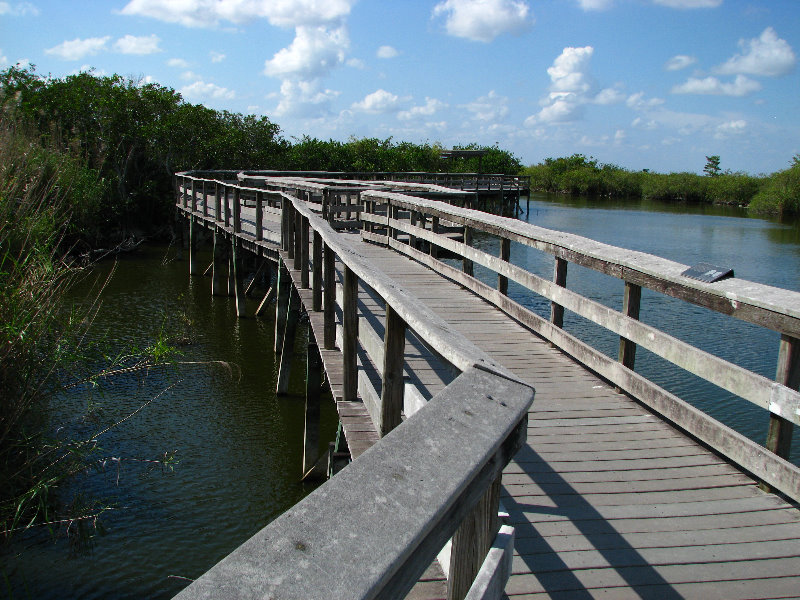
[3, 196, 799, 598]
[470, 194, 800, 464]
[2, 244, 338, 599]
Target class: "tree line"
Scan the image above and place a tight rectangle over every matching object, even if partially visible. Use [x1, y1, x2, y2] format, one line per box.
[524, 153, 800, 216]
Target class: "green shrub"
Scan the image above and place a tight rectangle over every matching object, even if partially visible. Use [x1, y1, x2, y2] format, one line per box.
[750, 161, 800, 215]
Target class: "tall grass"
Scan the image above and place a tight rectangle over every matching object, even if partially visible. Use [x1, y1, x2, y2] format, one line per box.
[0, 120, 107, 536]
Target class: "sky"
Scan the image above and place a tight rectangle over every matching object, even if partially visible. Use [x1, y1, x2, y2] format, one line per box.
[1, 0, 799, 175]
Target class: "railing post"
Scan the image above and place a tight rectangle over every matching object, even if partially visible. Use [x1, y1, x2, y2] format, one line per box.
[202, 180, 208, 217]
[214, 182, 222, 222]
[430, 216, 439, 259]
[409, 210, 418, 249]
[323, 244, 336, 350]
[448, 475, 502, 600]
[498, 238, 511, 295]
[223, 185, 231, 228]
[281, 197, 290, 252]
[380, 305, 406, 437]
[463, 225, 473, 277]
[618, 281, 642, 370]
[550, 257, 568, 328]
[255, 191, 263, 242]
[293, 210, 302, 270]
[312, 231, 322, 311]
[342, 266, 358, 401]
[766, 334, 799, 459]
[189, 178, 197, 212]
[301, 216, 310, 289]
[232, 187, 241, 234]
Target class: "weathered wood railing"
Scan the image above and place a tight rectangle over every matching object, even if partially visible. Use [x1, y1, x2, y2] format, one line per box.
[359, 190, 800, 502]
[174, 174, 535, 599]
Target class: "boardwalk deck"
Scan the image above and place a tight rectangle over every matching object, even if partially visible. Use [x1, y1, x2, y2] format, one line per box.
[177, 180, 800, 599]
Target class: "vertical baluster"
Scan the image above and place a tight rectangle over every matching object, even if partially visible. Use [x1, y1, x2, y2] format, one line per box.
[498, 238, 511, 295]
[323, 244, 336, 350]
[430, 216, 439, 259]
[766, 335, 799, 460]
[618, 282, 642, 370]
[550, 257, 568, 328]
[380, 305, 406, 437]
[463, 225, 473, 276]
[342, 266, 358, 401]
[312, 231, 322, 311]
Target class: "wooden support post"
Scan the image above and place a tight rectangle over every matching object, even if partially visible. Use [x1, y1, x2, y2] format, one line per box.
[323, 244, 336, 350]
[232, 239, 246, 317]
[255, 286, 275, 317]
[463, 225, 473, 277]
[211, 229, 227, 296]
[275, 258, 290, 354]
[498, 238, 511, 296]
[255, 191, 263, 242]
[766, 335, 799, 459]
[448, 475, 502, 600]
[302, 341, 322, 476]
[312, 231, 322, 311]
[550, 257, 568, 328]
[380, 304, 406, 437]
[294, 211, 303, 271]
[618, 281, 642, 370]
[430, 216, 439, 259]
[214, 182, 222, 221]
[342, 266, 358, 401]
[300, 216, 310, 289]
[276, 286, 300, 395]
[188, 216, 199, 276]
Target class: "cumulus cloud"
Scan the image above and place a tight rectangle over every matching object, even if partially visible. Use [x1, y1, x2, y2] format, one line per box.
[113, 34, 161, 54]
[432, 0, 532, 43]
[626, 91, 665, 110]
[665, 54, 696, 71]
[672, 74, 761, 96]
[398, 97, 448, 121]
[526, 46, 600, 124]
[377, 45, 399, 59]
[351, 89, 408, 113]
[652, 0, 722, 7]
[45, 36, 110, 60]
[716, 27, 796, 77]
[715, 119, 747, 138]
[264, 25, 348, 79]
[593, 87, 625, 105]
[167, 57, 190, 68]
[464, 90, 509, 121]
[273, 79, 340, 117]
[120, 0, 353, 28]
[210, 51, 225, 63]
[0, 2, 39, 16]
[181, 80, 236, 101]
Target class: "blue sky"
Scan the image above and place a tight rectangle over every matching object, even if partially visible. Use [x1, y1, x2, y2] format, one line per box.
[1, 0, 798, 174]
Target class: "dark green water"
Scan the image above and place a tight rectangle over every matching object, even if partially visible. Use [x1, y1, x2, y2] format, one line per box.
[2, 244, 337, 599]
[3, 196, 799, 599]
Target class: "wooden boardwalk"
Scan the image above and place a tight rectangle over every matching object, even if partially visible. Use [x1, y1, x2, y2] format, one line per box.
[175, 174, 800, 600]
[346, 235, 800, 599]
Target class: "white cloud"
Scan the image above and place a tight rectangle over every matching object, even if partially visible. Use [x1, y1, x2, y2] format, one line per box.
[351, 88, 407, 113]
[167, 57, 190, 68]
[377, 45, 399, 59]
[273, 79, 340, 117]
[0, 2, 39, 16]
[113, 34, 161, 55]
[180, 70, 202, 81]
[594, 87, 625, 105]
[432, 0, 532, 43]
[210, 51, 225, 63]
[181, 80, 235, 101]
[715, 119, 747, 139]
[614, 129, 626, 144]
[575, 0, 614, 10]
[120, 0, 354, 28]
[45, 36, 110, 60]
[527, 46, 599, 124]
[398, 97, 448, 120]
[346, 57, 365, 68]
[264, 25, 349, 79]
[716, 27, 796, 77]
[665, 54, 696, 71]
[652, 0, 721, 7]
[671, 74, 761, 96]
[626, 91, 665, 110]
[464, 90, 509, 122]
